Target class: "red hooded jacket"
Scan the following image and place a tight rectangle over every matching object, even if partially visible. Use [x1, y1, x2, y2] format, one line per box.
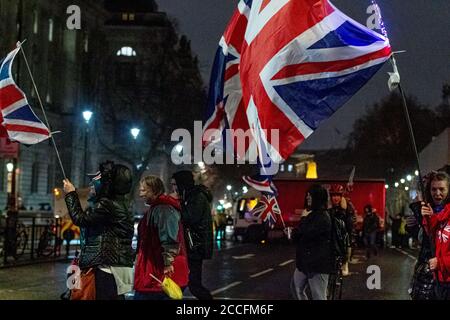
[134, 194, 189, 293]
[423, 203, 450, 283]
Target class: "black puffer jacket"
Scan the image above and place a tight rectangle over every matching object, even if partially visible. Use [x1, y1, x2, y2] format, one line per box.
[65, 163, 134, 269]
[65, 193, 134, 269]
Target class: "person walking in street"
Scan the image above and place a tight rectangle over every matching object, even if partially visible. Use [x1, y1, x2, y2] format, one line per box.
[134, 175, 189, 300]
[172, 170, 214, 300]
[292, 184, 335, 300]
[63, 161, 134, 300]
[362, 204, 380, 259]
[329, 184, 355, 276]
[419, 171, 450, 300]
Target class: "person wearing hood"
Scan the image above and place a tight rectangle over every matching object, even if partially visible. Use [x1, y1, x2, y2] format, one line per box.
[172, 170, 213, 300]
[292, 184, 335, 300]
[134, 175, 189, 300]
[63, 161, 135, 300]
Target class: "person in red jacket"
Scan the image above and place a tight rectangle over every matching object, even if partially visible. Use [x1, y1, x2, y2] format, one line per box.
[421, 171, 450, 300]
[134, 175, 189, 300]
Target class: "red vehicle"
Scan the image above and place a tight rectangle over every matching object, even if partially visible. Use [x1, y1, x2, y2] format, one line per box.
[234, 179, 386, 243]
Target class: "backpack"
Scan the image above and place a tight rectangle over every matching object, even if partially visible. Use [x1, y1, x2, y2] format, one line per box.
[329, 212, 349, 260]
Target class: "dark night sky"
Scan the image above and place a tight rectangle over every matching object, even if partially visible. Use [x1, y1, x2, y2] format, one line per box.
[156, 0, 450, 150]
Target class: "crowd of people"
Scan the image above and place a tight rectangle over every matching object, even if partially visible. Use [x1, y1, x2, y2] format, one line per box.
[57, 158, 450, 301]
[62, 161, 213, 300]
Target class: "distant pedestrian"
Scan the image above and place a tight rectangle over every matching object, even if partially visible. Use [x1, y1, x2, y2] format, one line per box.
[362, 204, 380, 259]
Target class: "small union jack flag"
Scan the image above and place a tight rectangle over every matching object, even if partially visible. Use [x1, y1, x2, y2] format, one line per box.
[250, 194, 281, 225]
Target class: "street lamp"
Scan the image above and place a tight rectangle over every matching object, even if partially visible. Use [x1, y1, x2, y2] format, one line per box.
[6, 162, 14, 173]
[82, 110, 93, 124]
[130, 128, 140, 140]
[82, 110, 93, 186]
[226, 185, 232, 191]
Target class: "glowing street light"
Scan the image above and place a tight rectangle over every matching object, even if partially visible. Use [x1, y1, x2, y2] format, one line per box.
[82, 110, 93, 124]
[400, 178, 405, 184]
[226, 185, 232, 191]
[394, 182, 399, 188]
[406, 175, 412, 181]
[6, 162, 14, 173]
[130, 128, 140, 140]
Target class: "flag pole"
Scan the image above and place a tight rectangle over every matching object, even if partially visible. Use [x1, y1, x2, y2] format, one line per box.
[16, 41, 67, 180]
[389, 55, 425, 195]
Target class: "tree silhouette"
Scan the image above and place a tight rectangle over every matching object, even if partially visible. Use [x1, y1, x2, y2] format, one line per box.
[347, 92, 439, 181]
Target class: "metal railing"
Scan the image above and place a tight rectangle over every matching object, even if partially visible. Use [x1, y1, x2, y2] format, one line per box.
[0, 214, 77, 267]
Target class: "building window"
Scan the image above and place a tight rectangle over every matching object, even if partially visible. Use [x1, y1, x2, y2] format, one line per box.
[31, 162, 39, 193]
[116, 47, 137, 57]
[288, 164, 293, 172]
[48, 18, 54, 42]
[280, 164, 285, 172]
[122, 13, 136, 21]
[47, 164, 54, 194]
[33, 10, 39, 34]
[46, 92, 51, 104]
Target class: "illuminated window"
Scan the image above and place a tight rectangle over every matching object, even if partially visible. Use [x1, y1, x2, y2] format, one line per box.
[122, 13, 128, 21]
[288, 164, 293, 172]
[48, 18, 53, 42]
[33, 10, 39, 34]
[116, 47, 137, 57]
[129, 13, 135, 21]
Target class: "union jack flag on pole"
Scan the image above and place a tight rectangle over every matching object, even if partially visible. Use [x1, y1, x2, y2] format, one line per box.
[0, 47, 50, 145]
[250, 193, 281, 224]
[204, 0, 391, 165]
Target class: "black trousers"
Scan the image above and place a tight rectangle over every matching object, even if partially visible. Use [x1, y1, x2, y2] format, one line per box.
[436, 282, 450, 300]
[188, 257, 213, 300]
[95, 269, 125, 300]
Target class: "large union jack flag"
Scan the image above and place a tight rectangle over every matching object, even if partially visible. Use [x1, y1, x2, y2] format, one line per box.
[203, 0, 391, 164]
[0, 47, 50, 145]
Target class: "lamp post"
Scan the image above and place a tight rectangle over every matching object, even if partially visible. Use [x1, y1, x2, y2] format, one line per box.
[130, 128, 141, 168]
[82, 110, 93, 186]
[6, 161, 16, 211]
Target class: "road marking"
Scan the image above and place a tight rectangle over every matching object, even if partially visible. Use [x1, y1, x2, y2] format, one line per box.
[250, 268, 274, 278]
[394, 248, 417, 260]
[211, 281, 242, 295]
[232, 253, 255, 260]
[278, 259, 294, 266]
